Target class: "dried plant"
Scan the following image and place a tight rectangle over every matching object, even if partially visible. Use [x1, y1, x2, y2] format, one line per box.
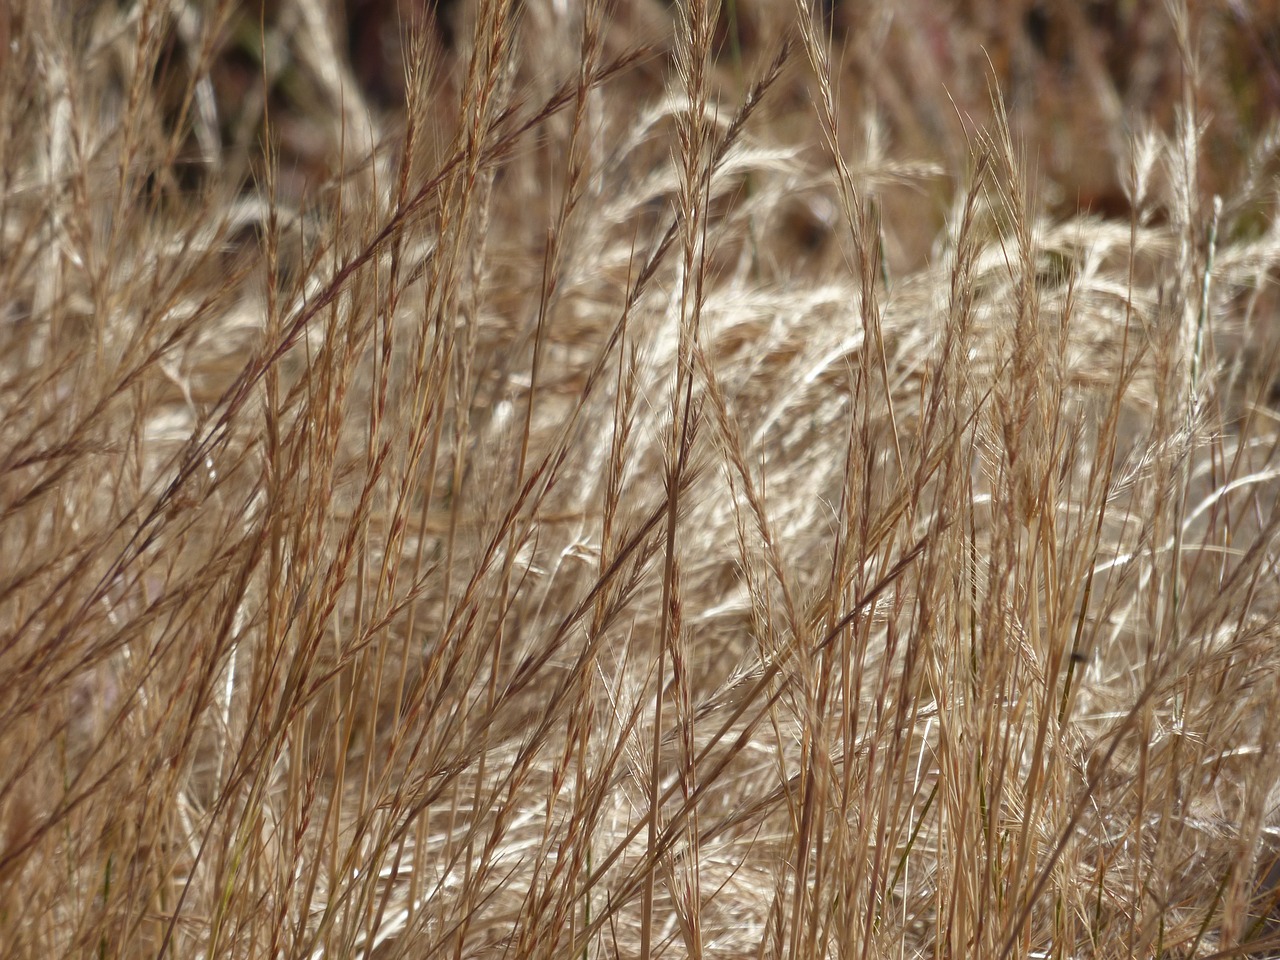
[3, 0, 1280, 957]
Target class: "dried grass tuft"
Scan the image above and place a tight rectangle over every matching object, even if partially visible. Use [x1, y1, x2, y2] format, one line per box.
[3, 0, 1280, 957]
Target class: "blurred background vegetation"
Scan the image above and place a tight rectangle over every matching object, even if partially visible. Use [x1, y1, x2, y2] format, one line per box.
[62, 0, 1275, 273]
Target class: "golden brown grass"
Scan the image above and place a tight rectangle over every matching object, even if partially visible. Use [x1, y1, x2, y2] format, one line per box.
[4, 0, 1280, 957]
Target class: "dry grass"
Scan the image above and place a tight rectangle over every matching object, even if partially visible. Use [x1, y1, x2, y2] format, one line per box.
[4, 0, 1280, 957]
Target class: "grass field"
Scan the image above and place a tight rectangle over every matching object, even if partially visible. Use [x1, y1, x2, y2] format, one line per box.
[4, 0, 1280, 956]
